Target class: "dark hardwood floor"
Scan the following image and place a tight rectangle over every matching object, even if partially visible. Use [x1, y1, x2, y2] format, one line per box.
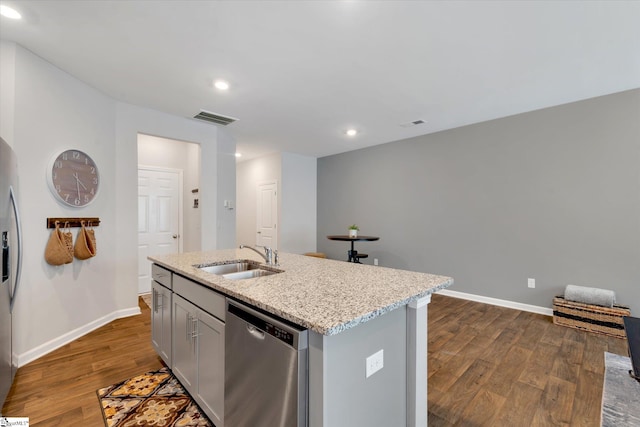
[1, 297, 163, 426]
[427, 294, 628, 426]
[2, 294, 629, 426]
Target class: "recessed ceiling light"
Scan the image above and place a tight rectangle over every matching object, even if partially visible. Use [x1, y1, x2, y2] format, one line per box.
[346, 129, 358, 137]
[0, 5, 22, 19]
[214, 80, 230, 90]
[235, 152, 242, 158]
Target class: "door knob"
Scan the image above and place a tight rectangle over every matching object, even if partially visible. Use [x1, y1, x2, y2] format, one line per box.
[257, 231, 262, 234]
[172, 234, 178, 239]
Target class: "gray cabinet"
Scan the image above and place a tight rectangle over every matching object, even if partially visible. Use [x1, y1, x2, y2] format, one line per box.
[151, 264, 172, 366]
[151, 281, 172, 366]
[172, 277, 225, 427]
[172, 294, 196, 389]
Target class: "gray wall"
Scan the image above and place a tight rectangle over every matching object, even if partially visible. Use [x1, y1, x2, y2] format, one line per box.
[318, 89, 640, 314]
[309, 305, 407, 427]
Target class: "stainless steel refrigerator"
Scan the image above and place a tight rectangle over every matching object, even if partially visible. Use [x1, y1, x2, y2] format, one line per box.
[1, 137, 22, 412]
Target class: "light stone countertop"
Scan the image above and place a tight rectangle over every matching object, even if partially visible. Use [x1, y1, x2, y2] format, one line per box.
[149, 249, 453, 336]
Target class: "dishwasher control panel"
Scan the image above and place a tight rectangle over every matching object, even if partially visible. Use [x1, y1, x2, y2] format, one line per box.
[228, 300, 307, 348]
[265, 323, 294, 346]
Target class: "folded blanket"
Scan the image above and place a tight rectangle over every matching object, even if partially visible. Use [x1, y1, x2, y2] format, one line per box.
[564, 284, 616, 308]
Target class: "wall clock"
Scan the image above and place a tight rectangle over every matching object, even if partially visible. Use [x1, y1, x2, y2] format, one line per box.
[47, 149, 100, 207]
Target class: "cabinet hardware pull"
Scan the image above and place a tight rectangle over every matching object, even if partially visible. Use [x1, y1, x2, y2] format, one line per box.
[186, 313, 192, 340]
[191, 317, 200, 340]
[153, 289, 158, 313]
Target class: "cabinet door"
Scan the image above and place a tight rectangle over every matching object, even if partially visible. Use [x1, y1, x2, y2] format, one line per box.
[151, 282, 163, 355]
[159, 286, 172, 365]
[195, 310, 225, 427]
[151, 282, 172, 366]
[172, 295, 197, 393]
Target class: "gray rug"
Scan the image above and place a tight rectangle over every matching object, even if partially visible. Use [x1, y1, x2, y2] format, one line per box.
[601, 352, 640, 426]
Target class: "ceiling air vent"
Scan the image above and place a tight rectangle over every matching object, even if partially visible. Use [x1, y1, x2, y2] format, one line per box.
[399, 119, 426, 128]
[193, 110, 238, 126]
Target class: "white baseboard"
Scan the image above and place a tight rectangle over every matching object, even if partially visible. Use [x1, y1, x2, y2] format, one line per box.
[17, 306, 141, 368]
[436, 289, 553, 317]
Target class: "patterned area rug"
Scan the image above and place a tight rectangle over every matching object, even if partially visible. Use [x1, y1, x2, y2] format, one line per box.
[601, 352, 640, 427]
[97, 367, 213, 427]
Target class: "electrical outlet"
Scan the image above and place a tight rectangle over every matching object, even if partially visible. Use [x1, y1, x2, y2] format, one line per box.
[528, 278, 535, 288]
[366, 349, 384, 378]
[374, 258, 379, 266]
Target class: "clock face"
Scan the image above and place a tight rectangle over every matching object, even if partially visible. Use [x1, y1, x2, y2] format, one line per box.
[48, 149, 100, 207]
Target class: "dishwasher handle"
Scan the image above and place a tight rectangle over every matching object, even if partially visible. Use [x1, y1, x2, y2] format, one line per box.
[247, 324, 265, 340]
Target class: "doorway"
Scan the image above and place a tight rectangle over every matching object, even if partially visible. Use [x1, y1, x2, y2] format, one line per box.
[137, 167, 182, 294]
[256, 180, 278, 249]
[137, 134, 201, 294]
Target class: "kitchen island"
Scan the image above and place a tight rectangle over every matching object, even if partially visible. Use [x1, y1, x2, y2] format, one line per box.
[149, 249, 453, 427]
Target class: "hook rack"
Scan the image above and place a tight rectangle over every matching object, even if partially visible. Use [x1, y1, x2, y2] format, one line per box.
[47, 217, 101, 229]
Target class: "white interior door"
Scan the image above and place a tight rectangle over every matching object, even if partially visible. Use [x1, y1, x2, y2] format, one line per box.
[256, 181, 277, 249]
[138, 167, 181, 294]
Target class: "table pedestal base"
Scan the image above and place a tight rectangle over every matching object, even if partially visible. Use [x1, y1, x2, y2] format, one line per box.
[348, 249, 362, 263]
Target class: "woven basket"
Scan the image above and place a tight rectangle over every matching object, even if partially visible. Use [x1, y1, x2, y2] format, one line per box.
[552, 296, 630, 339]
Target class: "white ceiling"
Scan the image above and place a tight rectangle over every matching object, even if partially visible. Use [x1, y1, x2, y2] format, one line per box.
[1, 1, 639, 161]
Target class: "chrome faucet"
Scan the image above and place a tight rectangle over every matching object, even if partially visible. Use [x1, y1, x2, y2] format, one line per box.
[239, 244, 277, 265]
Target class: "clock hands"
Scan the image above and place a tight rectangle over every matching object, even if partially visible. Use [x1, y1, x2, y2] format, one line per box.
[73, 172, 88, 200]
[73, 172, 88, 189]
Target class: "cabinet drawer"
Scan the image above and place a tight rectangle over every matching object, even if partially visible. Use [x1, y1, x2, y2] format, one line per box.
[174, 274, 225, 322]
[152, 264, 172, 289]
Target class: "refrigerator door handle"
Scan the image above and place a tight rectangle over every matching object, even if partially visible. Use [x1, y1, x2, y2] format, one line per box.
[9, 185, 22, 313]
[2, 232, 8, 283]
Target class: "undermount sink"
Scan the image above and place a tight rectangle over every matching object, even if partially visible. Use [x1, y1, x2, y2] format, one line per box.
[197, 259, 283, 280]
[222, 269, 280, 280]
[198, 260, 262, 275]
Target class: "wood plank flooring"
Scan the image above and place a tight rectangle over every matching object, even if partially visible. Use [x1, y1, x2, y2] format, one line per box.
[428, 294, 628, 426]
[2, 294, 629, 426]
[1, 297, 163, 426]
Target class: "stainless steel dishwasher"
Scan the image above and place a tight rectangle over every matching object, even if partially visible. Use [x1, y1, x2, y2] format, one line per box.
[225, 299, 308, 427]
